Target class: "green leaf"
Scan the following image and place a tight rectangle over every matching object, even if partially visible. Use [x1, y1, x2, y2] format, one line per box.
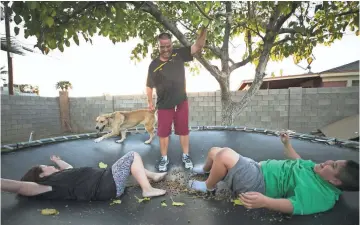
[24, 30, 30, 39]
[51, 10, 56, 17]
[231, 199, 243, 206]
[109, 199, 122, 205]
[58, 43, 64, 52]
[161, 200, 167, 207]
[172, 201, 185, 206]
[45, 17, 54, 28]
[14, 15, 22, 25]
[65, 40, 70, 47]
[14, 27, 20, 35]
[134, 196, 150, 203]
[99, 162, 108, 169]
[73, 35, 79, 46]
[48, 39, 57, 49]
[29, 1, 38, 10]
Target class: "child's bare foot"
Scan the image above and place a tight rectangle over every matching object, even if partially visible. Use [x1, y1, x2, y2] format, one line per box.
[142, 188, 166, 198]
[150, 172, 167, 182]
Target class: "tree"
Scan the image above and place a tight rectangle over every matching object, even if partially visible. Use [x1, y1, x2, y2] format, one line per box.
[9, 1, 359, 125]
[56, 81, 72, 91]
[1, 2, 36, 95]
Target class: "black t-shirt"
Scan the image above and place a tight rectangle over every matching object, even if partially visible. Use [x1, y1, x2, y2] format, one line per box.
[32, 167, 116, 201]
[146, 47, 193, 109]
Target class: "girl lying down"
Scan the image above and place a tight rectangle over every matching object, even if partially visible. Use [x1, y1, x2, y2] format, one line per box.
[1, 151, 167, 201]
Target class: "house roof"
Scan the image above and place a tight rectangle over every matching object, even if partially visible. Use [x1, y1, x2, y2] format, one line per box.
[238, 60, 359, 90]
[320, 60, 359, 74]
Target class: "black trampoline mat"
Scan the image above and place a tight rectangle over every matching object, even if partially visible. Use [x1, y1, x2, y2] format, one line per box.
[1, 131, 359, 225]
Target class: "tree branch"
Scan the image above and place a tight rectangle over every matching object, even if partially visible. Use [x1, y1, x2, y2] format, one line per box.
[229, 56, 252, 72]
[55, 2, 102, 25]
[192, 1, 213, 21]
[136, 1, 223, 80]
[274, 2, 300, 32]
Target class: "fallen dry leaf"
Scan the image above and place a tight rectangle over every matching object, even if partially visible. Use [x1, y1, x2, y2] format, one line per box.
[41, 208, 59, 215]
[110, 199, 122, 205]
[231, 199, 243, 206]
[99, 162, 108, 169]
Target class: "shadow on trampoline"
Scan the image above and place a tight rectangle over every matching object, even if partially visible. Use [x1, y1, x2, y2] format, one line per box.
[1, 129, 359, 225]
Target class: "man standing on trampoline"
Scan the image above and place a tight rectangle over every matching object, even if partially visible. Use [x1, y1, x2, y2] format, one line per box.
[188, 132, 359, 215]
[146, 27, 207, 172]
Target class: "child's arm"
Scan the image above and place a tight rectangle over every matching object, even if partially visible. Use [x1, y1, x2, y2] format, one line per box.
[1, 178, 51, 196]
[280, 132, 301, 159]
[50, 155, 73, 170]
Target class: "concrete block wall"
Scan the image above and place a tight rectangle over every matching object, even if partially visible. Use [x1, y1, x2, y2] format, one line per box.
[1, 87, 358, 143]
[299, 87, 359, 133]
[1, 95, 61, 144]
[231, 89, 290, 130]
[69, 95, 153, 132]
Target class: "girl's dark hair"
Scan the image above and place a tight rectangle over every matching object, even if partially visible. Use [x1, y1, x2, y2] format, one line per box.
[20, 165, 46, 183]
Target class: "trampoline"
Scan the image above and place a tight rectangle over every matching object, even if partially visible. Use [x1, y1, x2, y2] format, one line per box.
[1, 126, 359, 225]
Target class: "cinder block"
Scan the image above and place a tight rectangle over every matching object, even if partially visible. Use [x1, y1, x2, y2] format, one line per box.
[279, 100, 288, 106]
[269, 89, 280, 94]
[262, 95, 275, 101]
[345, 99, 358, 105]
[290, 94, 302, 100]
[276, 95, 287, 100]
[269, 100, 280, 106]
[276, 105, 286, 111]
[290, 100, 302, 105]
[258, 90, 269, 95]
[258, 100, 269, 106]
[280, 111, 288, 117]
[251, 95, 262, 101]
[318, 99, 331, 105]
[304, 88, 318, 94]
[199, 92, 209, 97]
[317, 88, 332, 93]
[251, 106, 262, 111]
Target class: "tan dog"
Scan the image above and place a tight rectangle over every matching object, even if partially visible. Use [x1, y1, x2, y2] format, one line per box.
[94, 109, 157, 144]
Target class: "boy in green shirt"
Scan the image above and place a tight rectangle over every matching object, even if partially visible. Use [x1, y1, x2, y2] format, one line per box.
[188, 132, 359, 215]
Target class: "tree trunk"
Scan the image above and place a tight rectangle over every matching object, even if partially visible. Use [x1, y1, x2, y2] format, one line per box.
[4, 2, 14, 95]
[233, 40, 274, 117]
[216, 75, 235, 126]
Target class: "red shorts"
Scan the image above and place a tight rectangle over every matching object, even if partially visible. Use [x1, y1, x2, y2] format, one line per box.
[157, 100, 189, 137]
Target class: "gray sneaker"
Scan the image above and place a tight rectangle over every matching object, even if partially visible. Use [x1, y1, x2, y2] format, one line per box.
[158, 157, 169, 172]
[182, 154, 193, 169]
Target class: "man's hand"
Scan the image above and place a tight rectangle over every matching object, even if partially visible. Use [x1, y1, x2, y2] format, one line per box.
[148, 102, 155, 111]
[280, 132, 290, 146]
[50, 155, 61, 162]
[239, 192, 269, 209]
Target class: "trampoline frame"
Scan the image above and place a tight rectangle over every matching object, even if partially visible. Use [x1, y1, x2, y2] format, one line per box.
[1, 126, 358, 153]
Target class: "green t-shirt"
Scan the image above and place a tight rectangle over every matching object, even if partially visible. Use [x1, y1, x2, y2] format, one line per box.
[260, 159, 342, 215]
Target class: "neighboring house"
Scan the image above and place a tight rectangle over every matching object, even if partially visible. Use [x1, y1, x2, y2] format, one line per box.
[238, 60, 359, 90]
[1, 83, 39, 96]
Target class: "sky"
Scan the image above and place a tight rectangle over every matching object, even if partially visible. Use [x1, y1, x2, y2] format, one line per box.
[0, 13, 359, 97]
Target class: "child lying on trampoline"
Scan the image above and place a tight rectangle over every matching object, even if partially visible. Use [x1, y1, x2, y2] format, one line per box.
[188, 132, 359, 215]
[1, 151, 167, 201]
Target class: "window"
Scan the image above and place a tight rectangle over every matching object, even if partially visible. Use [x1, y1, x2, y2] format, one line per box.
[352, 80, 359, 86]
